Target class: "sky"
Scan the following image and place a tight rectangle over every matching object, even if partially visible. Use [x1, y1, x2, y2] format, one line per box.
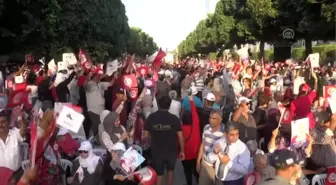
[121, 0, 219, 51]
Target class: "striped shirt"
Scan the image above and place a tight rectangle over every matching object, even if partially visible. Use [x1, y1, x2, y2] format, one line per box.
[202, 124, 225, 165]
[195, 77, 204, 92]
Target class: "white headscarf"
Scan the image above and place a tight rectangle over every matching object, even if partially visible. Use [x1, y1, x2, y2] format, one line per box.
[77, 141, 100, 174]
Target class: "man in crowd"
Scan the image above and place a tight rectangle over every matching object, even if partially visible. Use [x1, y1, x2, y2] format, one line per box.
[260, 149, 303, 185]
[144, 95, 185, 185]
[209, 122, 250, 185]
[197, 109, 225, 185]
[0, 110, 27, 182]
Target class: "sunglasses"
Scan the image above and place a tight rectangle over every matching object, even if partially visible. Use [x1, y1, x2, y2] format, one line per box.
[79, 150, 88, 154]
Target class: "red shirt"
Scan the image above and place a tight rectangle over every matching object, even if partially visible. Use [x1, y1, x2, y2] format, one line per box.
[182, 101, 201, 160]
[14, 83, 27, 91]
[290, 90, 316, 129]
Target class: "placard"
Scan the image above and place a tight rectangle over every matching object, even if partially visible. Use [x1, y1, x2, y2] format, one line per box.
[48, 59, 57, 73]
[57, 61, 68, 71]
[14, 75, 24, 84]
[106, 59, 119, 76]
[62, 53, 77, 65]
[291, 117, 309, 147]
[308, 53, 320, 68]
[56, 105, 84, 133]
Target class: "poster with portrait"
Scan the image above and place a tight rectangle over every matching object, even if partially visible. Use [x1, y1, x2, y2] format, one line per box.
[291, 117, 309, 148]
[120, 147, 145, 175]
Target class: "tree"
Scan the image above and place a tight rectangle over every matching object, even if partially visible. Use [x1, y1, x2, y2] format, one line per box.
[127, 27, 158, 58]
[0, 0, 132, 62]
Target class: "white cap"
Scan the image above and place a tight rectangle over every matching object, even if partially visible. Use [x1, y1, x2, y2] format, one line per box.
[190, 86, 198, 95]
[111, 142, 126, 152]
[238, 96, 251, 104]
[270, 78, 276, 83]
[165, 70, 172, 77]
[205, 92, 216, 101]
[78, 141, 93, 151]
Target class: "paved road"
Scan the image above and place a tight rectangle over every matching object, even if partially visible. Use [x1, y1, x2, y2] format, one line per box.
[161, 160, 198, 185]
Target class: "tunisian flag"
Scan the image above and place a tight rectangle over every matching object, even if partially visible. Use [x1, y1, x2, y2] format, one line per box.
[147, 48, 166, 69]
[326, 166, 336, 185]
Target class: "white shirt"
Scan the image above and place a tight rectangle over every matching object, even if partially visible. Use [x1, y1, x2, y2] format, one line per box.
[169, 100, 181, 119]
[26, 85, 38, 98]
[207, 138, 250, 181]
[0, 128, 24, 171]
[85, 81, 110, 115]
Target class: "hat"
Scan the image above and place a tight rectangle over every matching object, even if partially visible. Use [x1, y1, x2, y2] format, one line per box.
[78, 141, 93, 151]
[271, 149, 301, 169]
[206, 92, 216, 101]
[315, 111, 330, 125]
[111, 142, 126, 152]
[238, 96, 251, 104]
[270, 78, 276, 83]
[189, 86, 198, 96]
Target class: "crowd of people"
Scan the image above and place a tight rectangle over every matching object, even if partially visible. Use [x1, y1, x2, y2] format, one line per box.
[0, 55, 335, 185]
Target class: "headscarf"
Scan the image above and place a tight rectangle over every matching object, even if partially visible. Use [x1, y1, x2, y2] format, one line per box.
[99, 111, 124, 145]
[109, 142, 126, 171]
[77, 141, 100, 174]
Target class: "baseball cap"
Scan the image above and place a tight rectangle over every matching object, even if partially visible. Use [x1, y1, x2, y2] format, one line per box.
[78, 141, 92, 151]
[270, 78, 276, 83]
[270, 149, 301, 169]
[206, 92, 216, 101]
[238, 96, 251, 104]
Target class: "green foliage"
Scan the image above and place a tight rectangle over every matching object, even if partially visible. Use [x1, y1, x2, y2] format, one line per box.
[0, 0, 157, 62]
[250, 50, 274, 61]
[291, 44, 336, 62]
[177, 0, 335, 59]
[127, 27, 158, 58]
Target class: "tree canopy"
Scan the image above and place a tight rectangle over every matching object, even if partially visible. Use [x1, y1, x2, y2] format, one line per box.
[0, 0, 157, 62]
[177, 0, 335, 59]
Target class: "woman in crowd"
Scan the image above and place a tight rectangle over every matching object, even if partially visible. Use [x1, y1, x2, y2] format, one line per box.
[67, 141, 103, 185]
[181, 95, 200, 185]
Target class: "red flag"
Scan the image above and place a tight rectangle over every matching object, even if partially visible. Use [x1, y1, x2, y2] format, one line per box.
[232, 63, 242, 76]
[129, 88, 138, 100]
[78, 49, 91, 65]
[323, 85, 336, 100]
[7, 89, 30, 108]
[137, 66, 149, 76]
[326, 166, 336, 185]
[134, 167, 157, 185]
[122, 74, 137, 89]
[148, 48, 166, 69]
